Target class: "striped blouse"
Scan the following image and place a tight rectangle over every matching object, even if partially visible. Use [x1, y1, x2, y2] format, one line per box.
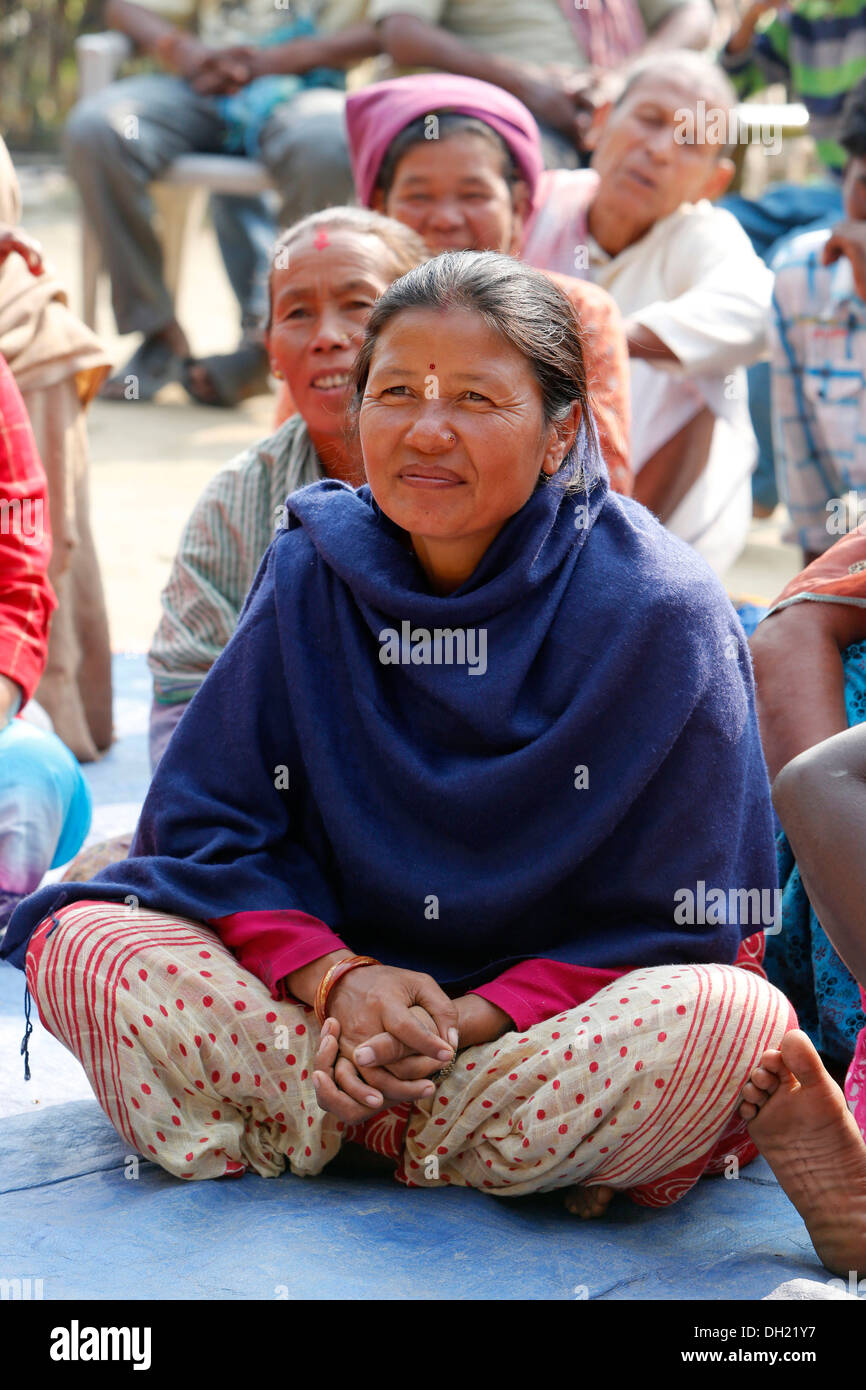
[148, 414, 323, 704]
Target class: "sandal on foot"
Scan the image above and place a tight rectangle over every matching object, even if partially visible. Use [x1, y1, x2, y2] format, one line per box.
[100, 334, 186, 402]
[182, 342, 271, 408]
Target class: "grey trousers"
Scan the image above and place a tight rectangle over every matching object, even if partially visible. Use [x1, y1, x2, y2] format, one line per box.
[63, 74, 354, 338]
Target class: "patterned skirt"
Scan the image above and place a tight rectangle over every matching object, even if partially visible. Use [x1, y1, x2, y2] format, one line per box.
[25, 901, 794, 1207]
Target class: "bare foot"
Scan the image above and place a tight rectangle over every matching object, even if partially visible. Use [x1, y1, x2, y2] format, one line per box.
[739, 1029, 866, 1277]
[564, 1184, 615, 1219]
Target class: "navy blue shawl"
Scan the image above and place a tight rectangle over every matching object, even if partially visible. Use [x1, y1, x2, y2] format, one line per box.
[3, 457, 776, 988]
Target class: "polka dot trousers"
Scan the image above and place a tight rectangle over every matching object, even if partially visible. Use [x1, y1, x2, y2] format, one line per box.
[26, 902, 794, 1204]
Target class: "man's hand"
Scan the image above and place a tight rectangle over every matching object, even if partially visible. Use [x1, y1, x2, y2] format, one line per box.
[155, 32, 212, 80]
[823, 220, 866, 301]
[155, 32, 251, 93]
[190, 45, 258, 95]
[725, 1, 785, 54]
[520, 83, 583, 145]
[742, 0, 783, 17]
[0, 226, 44, 276]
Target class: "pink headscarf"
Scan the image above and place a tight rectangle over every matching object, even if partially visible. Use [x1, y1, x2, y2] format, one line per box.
[345, 75, 544, 209]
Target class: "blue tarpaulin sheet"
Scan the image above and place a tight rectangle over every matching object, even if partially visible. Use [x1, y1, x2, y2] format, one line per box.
[0, 657, 828, 1300]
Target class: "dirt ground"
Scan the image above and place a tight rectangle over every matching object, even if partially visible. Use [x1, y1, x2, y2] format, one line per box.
[21, 171, 803, 653]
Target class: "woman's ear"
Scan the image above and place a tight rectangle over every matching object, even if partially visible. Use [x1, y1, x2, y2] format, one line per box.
[370, 187, 387, 214]
[265, 332, 285, 380]
[541, 401, 582, 475]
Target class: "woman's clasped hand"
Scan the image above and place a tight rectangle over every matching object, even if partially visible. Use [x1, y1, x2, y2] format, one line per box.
[312, 962, 460, 1123]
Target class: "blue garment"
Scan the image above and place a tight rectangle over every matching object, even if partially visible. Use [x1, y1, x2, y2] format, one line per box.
[0, 718, 91, 899]
[720, 184, 846, 266]
[216, 20, 344, 158]
[733, 601, 766, 639]
[2, 442, 776, 984]
[764, 637, 866, 1065]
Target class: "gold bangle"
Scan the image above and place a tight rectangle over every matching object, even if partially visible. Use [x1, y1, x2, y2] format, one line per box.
[314, 954, 378, 1026]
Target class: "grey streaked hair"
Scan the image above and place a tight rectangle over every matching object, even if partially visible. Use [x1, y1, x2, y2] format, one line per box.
[266, 207, 429, 333]
[348, 249, 601, 494]
[616, 48, 737, 115]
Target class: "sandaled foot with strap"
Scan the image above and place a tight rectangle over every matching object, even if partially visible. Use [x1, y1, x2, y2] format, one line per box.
[100, 331, 187, 402]
[182, 341, 271, 408]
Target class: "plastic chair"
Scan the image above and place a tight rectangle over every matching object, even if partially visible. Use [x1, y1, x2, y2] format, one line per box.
[76, 30, 274, 329]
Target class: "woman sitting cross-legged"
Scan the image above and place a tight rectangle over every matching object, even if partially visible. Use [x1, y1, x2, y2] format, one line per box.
[3, 254, 793, 1212]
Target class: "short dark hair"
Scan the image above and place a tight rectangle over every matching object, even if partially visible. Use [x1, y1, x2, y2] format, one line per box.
[348, 250, 598, 493]
[840, 77, 866, 160]
[375, 112, 523, 200]
[266, 206, 429, 335]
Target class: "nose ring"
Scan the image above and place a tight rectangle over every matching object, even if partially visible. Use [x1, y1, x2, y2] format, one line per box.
[446, 432, 456, 444]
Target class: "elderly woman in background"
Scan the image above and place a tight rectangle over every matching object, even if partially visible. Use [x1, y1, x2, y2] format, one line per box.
[6, 254, 791, 1217]
[145, 207, 428, 772]
[0, 136, 113, 763]
[338, 74, 632, 495]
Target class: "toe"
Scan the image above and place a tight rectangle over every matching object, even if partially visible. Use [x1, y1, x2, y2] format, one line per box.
[741, 1080, 769, 1107]
[756, 1047, 784, 1076]
[780, 1029, 827, 1088]
[752, 1066, 778, 1093]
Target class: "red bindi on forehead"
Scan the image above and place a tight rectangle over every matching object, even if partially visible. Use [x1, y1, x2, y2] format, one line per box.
[313, 229, 330, 250]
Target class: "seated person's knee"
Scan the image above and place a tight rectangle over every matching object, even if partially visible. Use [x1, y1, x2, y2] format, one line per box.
[62, 97, 120, 164]
[771, 742, 834, 821]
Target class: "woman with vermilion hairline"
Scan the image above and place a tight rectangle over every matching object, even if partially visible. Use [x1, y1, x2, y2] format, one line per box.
[5, 253, 791, 1215]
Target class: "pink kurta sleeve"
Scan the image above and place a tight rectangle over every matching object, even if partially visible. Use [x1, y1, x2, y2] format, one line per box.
[211, 909, 633, 1025]
[471, 959, 628, 1032]
[209, 910, 347, 999]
